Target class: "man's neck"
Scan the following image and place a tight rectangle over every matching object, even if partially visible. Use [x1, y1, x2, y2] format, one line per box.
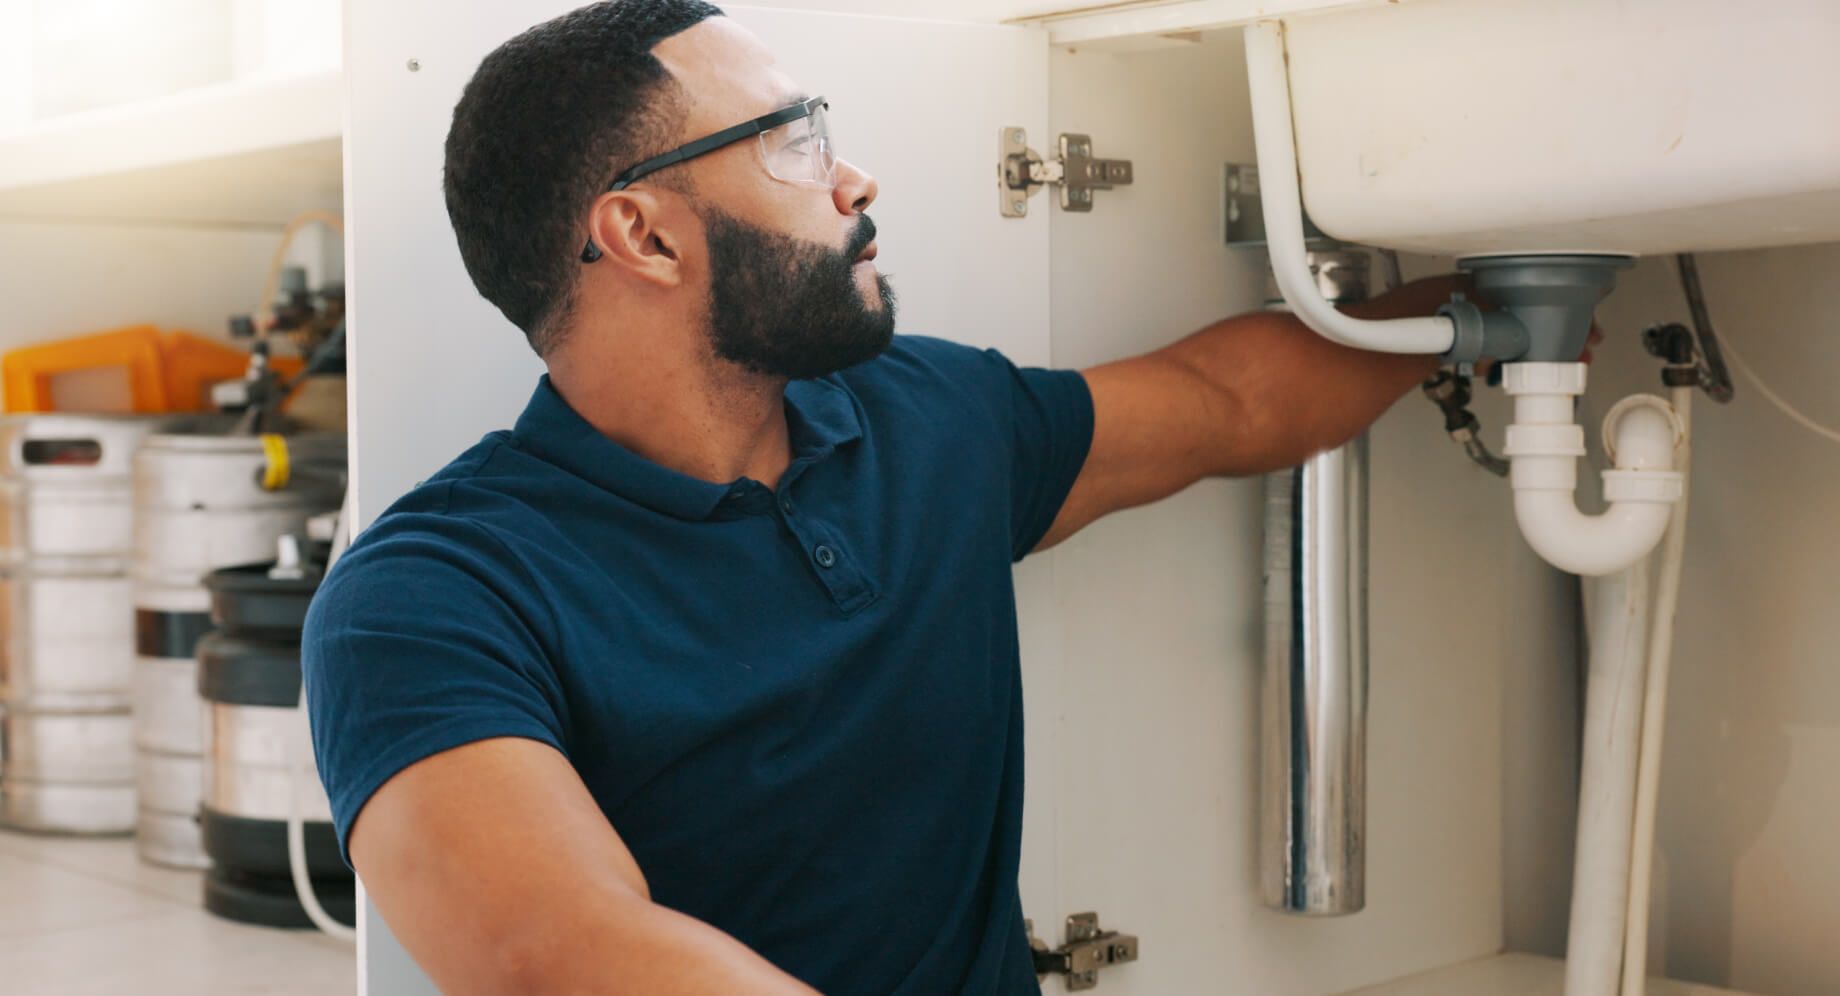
[548, 341, 794, 491]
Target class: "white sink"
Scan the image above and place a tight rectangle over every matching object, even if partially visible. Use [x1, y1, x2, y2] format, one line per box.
[1282, 0, 1840, 256]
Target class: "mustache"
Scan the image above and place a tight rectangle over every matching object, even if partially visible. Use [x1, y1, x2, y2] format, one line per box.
[844, 215, 877, 260]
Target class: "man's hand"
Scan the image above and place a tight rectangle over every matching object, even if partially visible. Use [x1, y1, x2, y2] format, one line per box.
[1582, 324, 1605, 364]
[1033, 277, 1458, 552]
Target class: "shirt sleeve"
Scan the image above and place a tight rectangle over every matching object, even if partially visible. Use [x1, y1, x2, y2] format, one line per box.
[302, 511, 568, 866]
[980, 348, 1096, 561]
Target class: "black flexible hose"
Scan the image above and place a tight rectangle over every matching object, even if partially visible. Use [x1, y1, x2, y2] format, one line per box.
[1674, 254, 1736, 404]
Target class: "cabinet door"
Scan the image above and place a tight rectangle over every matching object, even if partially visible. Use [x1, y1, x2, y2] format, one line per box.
[342, 3, 1051, 993]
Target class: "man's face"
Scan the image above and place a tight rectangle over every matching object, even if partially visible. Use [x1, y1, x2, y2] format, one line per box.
[701, 207, 896, 381]
[652, 20, 895, 380]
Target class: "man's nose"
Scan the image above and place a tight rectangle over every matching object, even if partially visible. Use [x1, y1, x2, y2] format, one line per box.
[832, 158, 878, 215]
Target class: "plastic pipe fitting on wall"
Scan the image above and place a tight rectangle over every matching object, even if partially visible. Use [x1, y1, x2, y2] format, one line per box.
[1501, 363, 1684, 576]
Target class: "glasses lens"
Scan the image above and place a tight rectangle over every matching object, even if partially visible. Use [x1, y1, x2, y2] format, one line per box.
[810, 104, 836, 181]
[760, 104, 837, 188]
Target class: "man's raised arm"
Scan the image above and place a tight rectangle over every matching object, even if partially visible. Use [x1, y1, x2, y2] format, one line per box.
[1034, 276, 1460, 552]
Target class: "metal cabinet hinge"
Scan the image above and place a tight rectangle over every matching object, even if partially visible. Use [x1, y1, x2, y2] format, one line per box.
[1000, 128, 1134, 217]
[1025, 912, 1140, 991]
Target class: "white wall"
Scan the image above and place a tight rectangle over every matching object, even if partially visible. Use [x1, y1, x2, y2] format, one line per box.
[0, 0, 339, 130]
[0, 3, 31, 133]
[1589, 244, 1840, 996]
[0, 219, 326, 399]
[1043, 31, 1579, 992]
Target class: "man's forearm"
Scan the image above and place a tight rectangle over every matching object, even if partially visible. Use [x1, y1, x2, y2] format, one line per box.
[1033, 275, 1469, 549]
[1161, 276, 1455, 473]
[352, 739, 818, 996]
[491, 890, 818, 995]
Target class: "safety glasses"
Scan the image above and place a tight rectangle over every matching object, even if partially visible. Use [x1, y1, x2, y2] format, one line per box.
[610, 94, 836, 192]
[583, 95, 837, 263]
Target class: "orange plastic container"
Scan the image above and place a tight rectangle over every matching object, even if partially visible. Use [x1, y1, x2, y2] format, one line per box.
[2, 325, 170, 413]
[3, 327, 306, 414]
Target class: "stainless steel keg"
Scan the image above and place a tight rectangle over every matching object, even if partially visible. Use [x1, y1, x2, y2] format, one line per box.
[130, 428, 343, 867]
[0, 415, 165, 833]
[198, 552, 353, 928]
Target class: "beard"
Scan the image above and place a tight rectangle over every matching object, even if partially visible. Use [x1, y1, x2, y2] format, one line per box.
[700, 209, 897, 380]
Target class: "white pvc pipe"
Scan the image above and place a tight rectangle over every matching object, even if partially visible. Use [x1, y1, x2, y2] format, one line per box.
[1604, 403, 1677, 469]
[1565, 563, 1653, 996]
[290, 496, 357, 943]
[1241, 20, 1456, 356]
[1502, 364, 1682, 577]
[1621, 386, 1693, 995]
[1512, 492, 1671, 579]
[290, 696, 356, 942]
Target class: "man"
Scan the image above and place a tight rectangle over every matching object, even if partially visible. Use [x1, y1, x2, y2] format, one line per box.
[304, 2, 1459, 992]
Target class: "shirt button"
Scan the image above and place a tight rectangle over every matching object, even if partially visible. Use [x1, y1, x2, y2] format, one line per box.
[780, 494, 794, 515]
[814, 544, 837, 569]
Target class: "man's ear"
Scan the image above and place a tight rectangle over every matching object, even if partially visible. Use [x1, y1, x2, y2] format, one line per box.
[584, 190, 685, 287]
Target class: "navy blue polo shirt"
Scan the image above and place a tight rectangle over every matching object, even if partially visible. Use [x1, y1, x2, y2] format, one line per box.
[303, 335, 1092, 995]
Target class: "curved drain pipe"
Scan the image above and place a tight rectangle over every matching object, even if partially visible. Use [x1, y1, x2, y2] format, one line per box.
[1502, 364, 1684, 578]
[1242, 19, 1456, 356]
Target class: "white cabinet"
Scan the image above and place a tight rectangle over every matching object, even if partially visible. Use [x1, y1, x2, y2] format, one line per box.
[342, 3, 1571, 994]
[0, 72, 341, 228]
[0, 0, 341, 229]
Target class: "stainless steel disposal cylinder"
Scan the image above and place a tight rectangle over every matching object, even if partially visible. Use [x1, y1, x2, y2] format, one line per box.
[1260, 249, 1372, 915]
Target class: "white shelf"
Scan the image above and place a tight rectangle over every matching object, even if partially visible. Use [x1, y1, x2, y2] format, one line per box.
[0, 71, 342, 228]
[1343, 953, 1756, 996]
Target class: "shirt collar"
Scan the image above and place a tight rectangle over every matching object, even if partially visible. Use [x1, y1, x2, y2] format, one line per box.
[784, 375, 864, 459]
[512, 375, 863, 521]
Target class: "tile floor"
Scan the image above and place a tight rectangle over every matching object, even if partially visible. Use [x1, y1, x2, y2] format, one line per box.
[0, 829, 355, 995]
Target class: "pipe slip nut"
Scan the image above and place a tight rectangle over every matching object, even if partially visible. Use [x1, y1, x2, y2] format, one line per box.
[1502, 362, 1589, 397]
[1509, 456, 1578, 492]
[1602, 469, 1685, 504]
[1503, 423, 1587, 459]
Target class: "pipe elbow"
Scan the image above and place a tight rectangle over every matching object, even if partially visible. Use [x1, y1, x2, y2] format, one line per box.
[1512, 492, 1674, 577]
[1502, 371, 1684, 576]
[1604, 395, 1684, 470]
[1242, 21, 1455, 357]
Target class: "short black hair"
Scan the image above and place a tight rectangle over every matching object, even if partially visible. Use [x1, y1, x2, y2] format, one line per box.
[444, 0, 724, 355]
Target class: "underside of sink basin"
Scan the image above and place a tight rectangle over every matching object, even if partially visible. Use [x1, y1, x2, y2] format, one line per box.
[1283, 0, 1840, 256]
